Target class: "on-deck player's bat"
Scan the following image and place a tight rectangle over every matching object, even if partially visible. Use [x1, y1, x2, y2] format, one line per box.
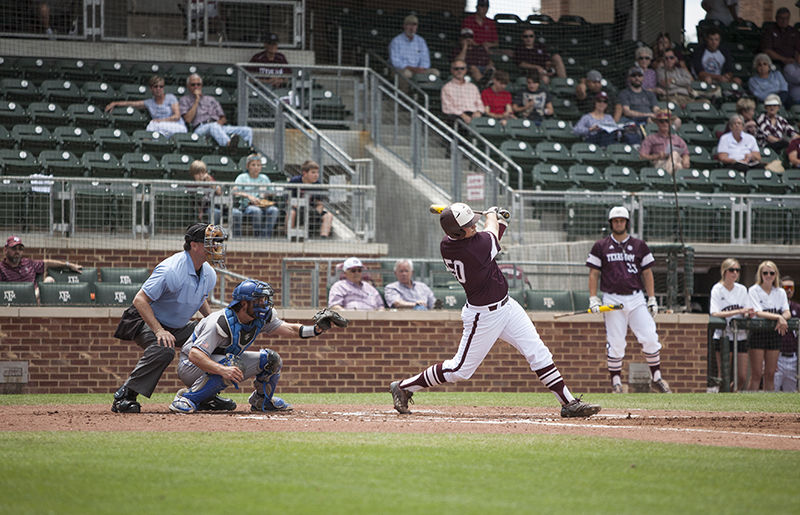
[553, 304, 624, 319]
[429, 204, 510, 219]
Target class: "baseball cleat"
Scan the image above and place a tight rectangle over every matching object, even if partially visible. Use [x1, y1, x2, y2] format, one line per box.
[390, 381, 413, 414]
[197, 394, 237, 411]
[560, 397, 601, 418]
[169, 396, 197, 414]
[611, 383, 624, 394]
[650, 378, 672, 393]
[250, 396, 293, 412]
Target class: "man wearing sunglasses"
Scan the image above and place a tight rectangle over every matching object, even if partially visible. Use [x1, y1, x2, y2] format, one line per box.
[328, 257, 385, 311]
[441, 59, 484, 126]
[179, 73, 253, 152]
[513, 29, 565, 84]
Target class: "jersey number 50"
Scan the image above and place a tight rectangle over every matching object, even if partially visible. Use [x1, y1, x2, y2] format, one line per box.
[444, 259, 466, 283]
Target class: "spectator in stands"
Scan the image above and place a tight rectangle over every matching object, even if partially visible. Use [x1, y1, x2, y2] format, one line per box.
[179, 73, 253, 151]
[389, 14, 439, 80]
[755, 94, 797, 153]
[481, 70, 514, 125]
[701, 0, 739, 27]
[735, 97, 758, 136]
[761, 7, 800, 68]
[288, 160, 333, 239]
[249, 32, 289, 88]
[575, 70, 618, 118]
[513, 27, 566, 85]
[104, 75, 188, 138]
[747, 260, 791, 392]
[690, 27, 740, 86]
[384, 259, 436, 310]
[786, 131, 800, 167]
[639, 112, 690, 173]
[231, 154, 278, 238]
[717, 114, 761, 171]
[328, 257, 385, 311]
[634, 46, 664, 96]
[709, 258, 753, 392]
[652, 32, 687, 70]
[573, 92, 619, 148]
[188, 160, 222, 224]
[512, 71, 553, 123]
[782, 50, 800, 104]
[34, 0, 79, 37]
[618, 67, 661, 128]
[656, 48, 695, 107]
[0, 236, 82, 288]
[748, 53, 790, 105]
[441, 59, 484, 126]
[461, 0, 498, 52]
[775, 276, 799, 392]
[453, 27, 495, 87]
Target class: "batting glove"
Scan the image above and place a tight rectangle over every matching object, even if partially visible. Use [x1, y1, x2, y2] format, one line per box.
[589, 296, 602, 313]
[498, 208, 511, 220]
[485, 206, 499, 217]
[647, 296, 658, 316]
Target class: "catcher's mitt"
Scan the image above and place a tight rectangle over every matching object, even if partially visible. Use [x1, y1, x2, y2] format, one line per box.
[252, 198, 275, 208]
[313, 308, 349, 331]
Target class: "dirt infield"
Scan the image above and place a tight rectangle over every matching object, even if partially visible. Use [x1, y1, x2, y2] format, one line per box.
[2, 404, 799, 450]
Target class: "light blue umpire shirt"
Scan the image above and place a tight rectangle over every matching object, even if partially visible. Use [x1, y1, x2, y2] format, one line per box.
[141, 250, 217, 329]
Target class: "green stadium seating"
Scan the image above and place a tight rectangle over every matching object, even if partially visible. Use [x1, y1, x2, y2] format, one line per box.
[505, 118, 546, 146]
[58, 58, 98, 83]
[746, 168, 786, 194]
[675, 168, 714, 193]
[28, 102, 68, 129]
[67, 104, 109, 129]
[606, 143, 648, 169]
[525, 290, 573, 312]
[500, 140, 538, 170]
[11, 124, 54, 155]
[121, 152, 164, 179]
[47, 267, 98, 285]
[532, 163, 572, 190]
[0, 78, 40, 103]
[93, 128, 136, 155]
[82, 82, 119, 107]
[749, 198, 790, 244]
[639, 167, 675, 191]
[40, 79, 83, 107]
[132, 130, 175, 158]
[679, 123, 716, 146]
[118, 84, 150, 101]
[95, 60, 136, 88]
[541, 119, 579, 144]
[100, 267, 150, 285]
[535, 141, 572, 165]
[107, 106, 148, 132]
[571, 142, 611, 167]
[642, 197, 679, 241]
[174, 132, 216, 156]
[0, 101, 29, 127]
[783, 168, 800, 192]
[0, 149, 41, 174]
[16, 57, 56, 83]
[54, 126, 96, 154]
[161, 153, 194, 178]
[202, 154, 240, 182]
[38, 150, 85, 177]
[604, 165, 644, 191]
[94, 283, 142, 306]
[433, 287, 466, 310]
[72, 182, 134, 232]
[470, 117, 507, 147]
[82, 151, 123, 178]
[568, 164, 607, 191]
[0, 282, 36, 306]
[0, 125, 13, 149]
[39, 282, 92, 305]
[710, 168, 750, 193]
[571, 290, 591, 312]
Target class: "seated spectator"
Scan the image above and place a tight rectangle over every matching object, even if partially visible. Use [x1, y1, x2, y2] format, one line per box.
[787, 133, 800, 167]
[384, 259, 436, 310]
[441, 59, 484, 125]
[328, 257, 385, 311]
[735, 97, 758, 135]
[513, 27, 566, 84]
[389, 15, 439, 80]
[481, 70, 514, 124]
[639, 112, 690, 173]
[690, 26, 741, 86]
[452, 28, 494, 87]
[512, 71, 553, 123]
[232, 154, 278, 238]
[761, 7, 800, 68]
[188, 160, 222, 224]
[755, 94, 797, 152]
[782, 51, 800, 104]
[618, 67, 662, 135]
[249, 33, 289, 88]
[652, 32, 687, 70]
[634, 46, 664, 96]
[573, 92, 620, 147]
[717, 114, 761, 171]
[701, 0, 740, 27]
[461, 0, 498, 52]
[656, 48, 695, 107]
[748, 53, 790, 105]
[34, 0, 78, 37]
[1, 236, 83, 299]
[179, 73, 253, 151]
[575, 69, 618, 118]
[288, 160, 333, 239]
[104, 75, 188, 138]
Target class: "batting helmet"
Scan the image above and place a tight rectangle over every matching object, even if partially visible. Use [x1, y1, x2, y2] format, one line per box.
[607, 206, 630, 232]
[440, 202, 481, 238]
[229, 280, 274, 320]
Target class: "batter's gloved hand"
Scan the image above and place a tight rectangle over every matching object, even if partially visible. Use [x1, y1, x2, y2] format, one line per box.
[589, 296, 602, 313]
[485, 206, 499, 217]
[647, 296, 658, 316]
[313, 308, 349, 331]
[497, 208, 511, 220]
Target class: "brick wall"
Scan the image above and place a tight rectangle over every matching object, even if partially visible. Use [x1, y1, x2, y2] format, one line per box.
[0, 310, 710, 394]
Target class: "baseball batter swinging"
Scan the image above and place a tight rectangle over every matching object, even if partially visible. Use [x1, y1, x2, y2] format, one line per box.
[586, 206, 671, 393]
[390, 203, 601, 418]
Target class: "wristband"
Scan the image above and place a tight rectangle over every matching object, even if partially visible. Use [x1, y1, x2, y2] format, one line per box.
[299, 325, 320, 338]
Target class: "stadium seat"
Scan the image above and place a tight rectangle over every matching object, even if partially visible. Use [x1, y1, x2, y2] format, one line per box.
[161, 153, 194, 178]
[541, 119, 579, 144]
[58, 58, 97, 83]
[0, 282, 36, 306]
[11, 124, 54, 156]
[568, 164, 607, 191]
[470, 117, 507, 147]
[203, 64, 238, 89]
[132, 129, 175, 158]
[500, 140, 538, 170]
[16, 57, 56, 83]
[571, 142, 611, 167]
[47, 267, 98, 285]
[505, 118, 546, 146]
[152, 186, 203, 234]
[684, 101, 725, 125]
[551, 97, 581, 122]
[0, 56, 18, 80]
[166, 63, 202, 85]
[783, 168, 800, 192]
[642, 196, 679, 241]
[94, 283, 142, 306]
[28, 102, 68, 129]
[82, 151, 123, 178]
[525, 290, 573, 312]
[40, 79, 83, 107]
[54, 126, 96, 154]
[0, 149, 41, 174]
[675, 168, 714, 193]
[174, 132, 216, 156]
[100, 267, 150, 285]
[639, 167, 675, 191]
[746, 169, 786, 194]
[548, 77, 577, 97]
[121, 152, 164, 179]
[130, 62, 163, 78]
[95, 60, 136, 88]
[535, 141, 572, 166]
[108, 106, 148, 132]
[604, 165, 644, 191]
[82, 82, 119, 107]
[72, 182, 134, 232]
[606, 143, 648, 169]
[0, 101, 29, 128]
[532, 163, 572, 190]
[570, 290, 590, 312]
[688, 145, 717, 168]
[39, 282, 92, 305]
[749, 197, 790, 244]
[201, 154, 240, 181]
[93, 128, 136, 155]
[67, 104, 109, 129]
[0, 125, 13, 149]
[38, 150, 85, 177]
[710, 168, 749, 193]
[433, 287, 466, 310]
[679, 123, 716, 146]
[117, 84, 150, 101]
[0, 78, 40, 103]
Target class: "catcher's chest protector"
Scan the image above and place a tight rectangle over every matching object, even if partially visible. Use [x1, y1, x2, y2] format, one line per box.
[220, 308, 266, 355]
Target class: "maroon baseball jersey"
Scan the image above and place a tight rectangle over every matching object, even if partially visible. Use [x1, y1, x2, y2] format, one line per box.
[0, 257, 44, 282]
[248, 51, 288, 76]
[585, 235, 654, 294]
[441, 231, 507, 306]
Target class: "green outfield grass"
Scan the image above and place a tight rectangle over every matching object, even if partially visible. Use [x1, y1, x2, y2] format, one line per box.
[0, 393, 798, 514]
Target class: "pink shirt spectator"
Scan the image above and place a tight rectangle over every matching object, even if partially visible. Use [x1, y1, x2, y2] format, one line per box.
[441, 79, 484, 115]
[640, 132, 689, 158]
[328, 279, 384, 310]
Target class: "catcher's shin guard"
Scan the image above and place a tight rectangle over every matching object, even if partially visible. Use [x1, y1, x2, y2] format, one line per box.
[249, 349, 292, 412]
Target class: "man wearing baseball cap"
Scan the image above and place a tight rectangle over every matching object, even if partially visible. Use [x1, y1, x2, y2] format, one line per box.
[327, 257, 385, 311]
[575, 69, 618, 115]
[0, 235, 82, 284]
[461, 0, 498, 51]
[389, 14, 439, 80]
[249, 32, 288, 88]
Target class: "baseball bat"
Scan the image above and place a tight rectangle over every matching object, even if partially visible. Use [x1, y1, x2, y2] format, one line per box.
[553, 304, 624, 319]
[429, 204, 510, 219]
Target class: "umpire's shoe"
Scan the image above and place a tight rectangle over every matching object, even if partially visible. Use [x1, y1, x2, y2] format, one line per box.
[197, 394, 237, 412]
[390, 381, 413, 414]
[560, 397, 601, 418]
[111, 385, 141, 414]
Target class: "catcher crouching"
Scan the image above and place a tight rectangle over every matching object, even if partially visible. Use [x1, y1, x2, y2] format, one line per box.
[170, 280, 348, 413]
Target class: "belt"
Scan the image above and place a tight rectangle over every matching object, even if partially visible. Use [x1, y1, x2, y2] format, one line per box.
[468, 296, 509, 312]
[781, 352, 797, 358]
[611, 289, 641, 296]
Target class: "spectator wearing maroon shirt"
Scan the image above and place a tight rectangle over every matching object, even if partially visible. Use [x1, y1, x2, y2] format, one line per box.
[460, 0, 497, 51]
[452, 27, 494, 87]
[1, 236, 83, 298]
[513, 27, 566, 84]
[761, 7, 800, 67]
[249, 32, 289, 88]
[481, 70, 514, 124]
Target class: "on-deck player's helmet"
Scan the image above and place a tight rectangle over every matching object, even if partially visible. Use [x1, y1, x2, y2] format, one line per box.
[229, 280, 274, 320]
[607, 206, 630, 231]
[440, 202, 481, 238]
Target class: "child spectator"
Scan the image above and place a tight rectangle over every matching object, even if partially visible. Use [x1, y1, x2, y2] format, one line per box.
[512, 71, 553, 123]
[480, 70, 514, 124]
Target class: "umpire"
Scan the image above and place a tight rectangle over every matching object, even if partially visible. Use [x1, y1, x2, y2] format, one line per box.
[111, 223, 227, 413]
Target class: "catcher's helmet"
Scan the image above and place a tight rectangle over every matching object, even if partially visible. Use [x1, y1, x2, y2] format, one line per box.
[185, 223, 229, 268]
[229, 280, 274, 320]
[440, 202, 481, 238]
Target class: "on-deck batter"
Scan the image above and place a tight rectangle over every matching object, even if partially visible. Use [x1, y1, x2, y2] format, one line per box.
[389, 202, 600, 418]
[586, 206, 671, 393]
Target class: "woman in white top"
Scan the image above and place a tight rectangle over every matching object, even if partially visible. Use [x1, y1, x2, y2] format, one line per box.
[747, 260, 791, 391]
[709, 258, 754, 390]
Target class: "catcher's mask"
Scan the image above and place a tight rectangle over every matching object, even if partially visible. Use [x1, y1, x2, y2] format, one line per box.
[440, 202, 481, 239]
[229, 280, 274, 320]
[186, 223, 228, 268]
